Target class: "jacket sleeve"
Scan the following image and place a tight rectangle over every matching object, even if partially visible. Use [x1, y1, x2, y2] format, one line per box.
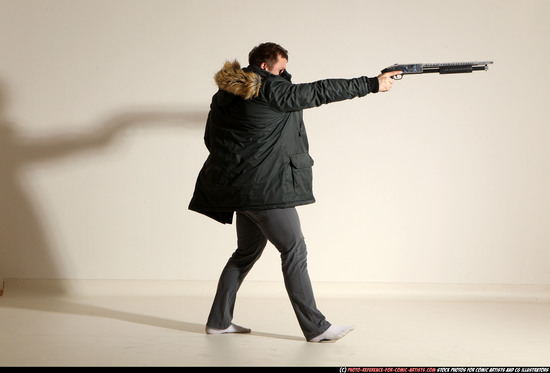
[263, 76, 379, 112]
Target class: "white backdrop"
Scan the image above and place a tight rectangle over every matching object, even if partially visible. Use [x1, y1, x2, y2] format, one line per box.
[1, 0, 549, 286]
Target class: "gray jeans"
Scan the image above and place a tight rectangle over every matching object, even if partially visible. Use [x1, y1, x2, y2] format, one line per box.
[206, 207, 331, 340]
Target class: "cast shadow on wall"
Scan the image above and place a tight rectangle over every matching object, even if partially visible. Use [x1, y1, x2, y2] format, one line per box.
[0, 77, 208, 291]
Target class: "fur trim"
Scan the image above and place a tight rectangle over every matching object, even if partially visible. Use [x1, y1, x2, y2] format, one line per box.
[214, 60, 261, 99]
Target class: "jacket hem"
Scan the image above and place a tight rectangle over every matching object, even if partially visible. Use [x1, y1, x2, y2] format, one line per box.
[189, 198, 315, 224]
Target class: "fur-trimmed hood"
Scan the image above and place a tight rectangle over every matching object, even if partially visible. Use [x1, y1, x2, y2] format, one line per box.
[214, 60, 262, 100]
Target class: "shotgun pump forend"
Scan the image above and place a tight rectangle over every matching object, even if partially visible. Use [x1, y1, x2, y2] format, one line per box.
[381, 61, 493, 80]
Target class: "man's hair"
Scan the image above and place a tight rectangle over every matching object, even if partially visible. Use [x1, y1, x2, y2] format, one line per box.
[248, 42, 289, 68]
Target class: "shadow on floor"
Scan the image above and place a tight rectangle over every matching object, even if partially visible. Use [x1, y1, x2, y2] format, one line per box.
[0, 295, 304, 341]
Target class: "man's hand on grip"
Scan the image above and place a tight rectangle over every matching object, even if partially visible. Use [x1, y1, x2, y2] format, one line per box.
[377, 71, 402, 92]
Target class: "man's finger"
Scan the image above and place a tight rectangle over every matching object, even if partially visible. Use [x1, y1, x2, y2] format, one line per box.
[387, 70, 403, 77]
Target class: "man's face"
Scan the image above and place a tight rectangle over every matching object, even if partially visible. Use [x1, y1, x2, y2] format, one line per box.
[261, 55, 287, 76]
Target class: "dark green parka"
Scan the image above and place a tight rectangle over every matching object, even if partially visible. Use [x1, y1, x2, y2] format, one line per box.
[189, 60, 379, 224]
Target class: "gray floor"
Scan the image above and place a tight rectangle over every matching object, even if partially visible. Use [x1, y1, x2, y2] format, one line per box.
[1, 280, 549, 367]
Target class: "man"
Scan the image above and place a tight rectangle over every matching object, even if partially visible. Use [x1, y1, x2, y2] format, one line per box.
[189, 42, 399, 342]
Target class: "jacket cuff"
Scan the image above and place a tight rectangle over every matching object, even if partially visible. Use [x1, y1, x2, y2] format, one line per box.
[367, 77, 379, 93]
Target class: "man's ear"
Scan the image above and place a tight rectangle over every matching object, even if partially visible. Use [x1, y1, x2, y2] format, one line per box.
[260, 62, 269, 71]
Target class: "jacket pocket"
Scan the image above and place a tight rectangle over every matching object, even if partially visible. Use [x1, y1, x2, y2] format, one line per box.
[289, 153, 314, 195]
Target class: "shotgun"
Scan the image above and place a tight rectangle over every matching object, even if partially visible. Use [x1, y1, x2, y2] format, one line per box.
[381, 61, 493, 80]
